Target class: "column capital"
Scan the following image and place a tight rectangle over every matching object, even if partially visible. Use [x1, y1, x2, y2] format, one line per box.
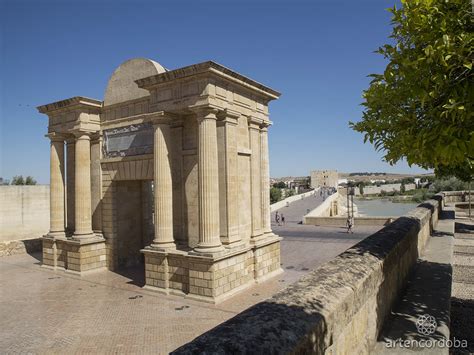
[45, 132, 67, 142]
[260, 120, 272, 130]
[65, 135, 76, 144]
[190, 106, 219, 121]
[247, 116, 263, 130]
[150, 111, 178, 126]
[90, 131, 103, 143]
[70, 129, 95, 140]
[217, 109, 240, 125]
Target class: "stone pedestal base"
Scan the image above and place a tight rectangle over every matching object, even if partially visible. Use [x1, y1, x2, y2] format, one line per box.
[42, 235, 106, 273]
[141, 235, 282, 303]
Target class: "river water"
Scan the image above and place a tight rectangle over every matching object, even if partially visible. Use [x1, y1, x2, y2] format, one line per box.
[354, 198, 419, 217]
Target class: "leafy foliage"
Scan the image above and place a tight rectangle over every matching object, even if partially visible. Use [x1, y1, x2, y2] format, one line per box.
[431, 176, 470, 191]
[25, 176, 37, 185]
[10, 175, 37, 185]
[273, 181, 287, 189]
[435, 161, 473, 182]
[350, 0, 473, 169]
[11, 176, 25, 185]
[270, 187, 282, 204]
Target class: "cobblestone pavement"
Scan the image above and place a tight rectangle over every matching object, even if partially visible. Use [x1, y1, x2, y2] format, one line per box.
[0, 196, 381, 354]
[451, 217, 474, 354]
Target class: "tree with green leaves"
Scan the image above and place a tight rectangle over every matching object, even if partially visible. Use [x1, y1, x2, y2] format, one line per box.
[350, 0, 473, 170]
[25, 176, 37, 185]
[273, 181, 287, 189]
[436, 163, 473, 217]
[270, 187, 282, 204]
[11, 176, 25, 185]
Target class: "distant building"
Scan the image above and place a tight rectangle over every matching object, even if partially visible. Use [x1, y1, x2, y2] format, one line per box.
[311, 170, 338, 189]
[370, 179, 386, 184]
[288, 176, 311, 193]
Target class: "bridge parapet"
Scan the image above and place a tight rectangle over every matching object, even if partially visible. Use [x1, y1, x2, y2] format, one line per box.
[174, 193, 446, 354]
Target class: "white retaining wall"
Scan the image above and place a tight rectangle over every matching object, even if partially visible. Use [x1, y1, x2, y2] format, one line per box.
[0, 186, 49, 242]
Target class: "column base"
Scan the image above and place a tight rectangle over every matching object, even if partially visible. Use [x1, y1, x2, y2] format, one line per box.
[192, 240, 226, 257]
[141, 236, 282, 304]
[149, 242, 176, 252]
[71, 232, 97, 242]
[250, 231, 280, 246]
[190, 245, 226, 257]
[42, 235, 106, 273]
[46, 231, 66, 239]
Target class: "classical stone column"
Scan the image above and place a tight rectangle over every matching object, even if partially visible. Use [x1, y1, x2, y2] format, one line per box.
[151, 119, 176, 250]
[194, 108, 224, 254]
[260, 123, 272, 234]
[66, 137, 75, 234]
[249, 117, 263, 238]
[170, 120, 186, 246]
[90, 133, 102, 233]
[73, 132, 94, 239]
[217, 111, 240, 246]
[47, 133, 66, 238]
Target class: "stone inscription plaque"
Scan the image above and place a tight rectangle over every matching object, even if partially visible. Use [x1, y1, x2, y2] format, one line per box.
[104, 123, 153, 157]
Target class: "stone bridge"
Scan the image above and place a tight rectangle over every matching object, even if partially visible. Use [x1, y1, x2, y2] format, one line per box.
[174, 191, 467, 354]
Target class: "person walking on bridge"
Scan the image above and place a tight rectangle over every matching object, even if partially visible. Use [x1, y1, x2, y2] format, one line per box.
[347, 216, 354, 234]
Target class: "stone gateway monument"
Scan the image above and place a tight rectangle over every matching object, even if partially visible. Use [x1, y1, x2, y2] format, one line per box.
[37, 58, 282, 303]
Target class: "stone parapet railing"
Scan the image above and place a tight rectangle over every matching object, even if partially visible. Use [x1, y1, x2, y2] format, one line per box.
[270, 189, 318, 212]
[442, 190, 472, 204]
[302, 192, 339, 222]
[304, 216, 394, 227]
[173, 193, 444, 354]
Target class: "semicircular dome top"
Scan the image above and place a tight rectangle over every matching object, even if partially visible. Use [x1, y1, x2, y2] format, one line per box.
[103, 58, 166, 106]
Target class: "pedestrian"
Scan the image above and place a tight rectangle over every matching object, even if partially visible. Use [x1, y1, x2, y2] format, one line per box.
[275, 211, 280, 226]
[281, 214, 285, 225]
[347, 216, 354, 234]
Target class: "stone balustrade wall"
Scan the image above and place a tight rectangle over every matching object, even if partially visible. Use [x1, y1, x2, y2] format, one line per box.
[173, 193, 444, 354]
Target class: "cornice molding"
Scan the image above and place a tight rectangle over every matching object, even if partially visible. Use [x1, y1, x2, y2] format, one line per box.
[135, 61, 281, 100]
[37, 96, 102, 115]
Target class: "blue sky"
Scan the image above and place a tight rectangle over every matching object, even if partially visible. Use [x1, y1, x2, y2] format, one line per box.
[0, 0, 429, 184]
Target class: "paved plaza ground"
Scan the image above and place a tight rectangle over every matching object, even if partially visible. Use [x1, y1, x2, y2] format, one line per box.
[0, 196, 381, 354]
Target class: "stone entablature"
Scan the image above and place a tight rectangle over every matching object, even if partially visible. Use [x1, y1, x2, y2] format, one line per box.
[37, 58, 282, 303]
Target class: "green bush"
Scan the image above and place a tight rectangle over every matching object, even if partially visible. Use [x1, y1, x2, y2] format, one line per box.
[270, 187, 282, 204]
[432, 177, 469, 192]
